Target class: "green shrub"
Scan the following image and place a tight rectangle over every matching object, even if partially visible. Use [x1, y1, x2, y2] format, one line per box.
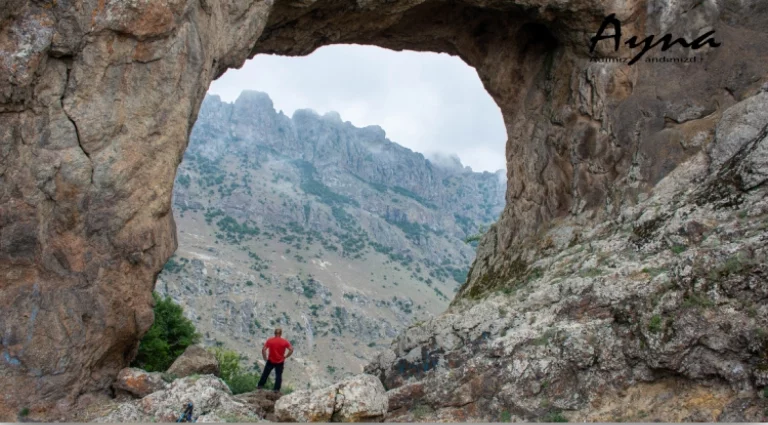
[542, 410, 568, 422]
[682, 293, 714, 309]
[177, 173, 191, 188]
[131, 293, 200, 372]
[19, 408, 29, 418]
[161, 372, 178, 383]
[670, 244, 688, 255]
[526, 267, 544, 283]
[210, 347, 293, 394]
[227, 372, 261, 395]
[463, 225, 487, 245]
[163, 256, 188, 274]
[500, 411, 512, 422]
[648, 315, 662, 333]
[211, 347, 242, 383]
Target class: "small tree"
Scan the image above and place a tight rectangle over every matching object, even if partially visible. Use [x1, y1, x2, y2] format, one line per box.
[211, 347, 267, 395]
[131, 293, 200, 372]
[463, 225, 487, 246]
[211, 347, 242, 383]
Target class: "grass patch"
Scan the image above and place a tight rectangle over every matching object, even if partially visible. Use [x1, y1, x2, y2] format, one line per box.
[541, 410, 568, 422]
[670, 244, 688, 255]
[19, 408, 29, 418]
[648, 315, 662, 333]
[500, 411, 512, 422]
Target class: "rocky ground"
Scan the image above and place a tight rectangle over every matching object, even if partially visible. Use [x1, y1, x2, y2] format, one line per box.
[65, 346, 390, 424]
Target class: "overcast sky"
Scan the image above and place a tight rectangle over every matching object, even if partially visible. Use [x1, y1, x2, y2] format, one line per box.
[208, 44, 506, 173]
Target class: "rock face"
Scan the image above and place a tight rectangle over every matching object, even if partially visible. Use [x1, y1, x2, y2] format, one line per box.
[166, 345, 220, 378]
[1, 0, 768, 420]
[274, 374, 388, 422]
[94, 375, 261, 423]
[235, 390, 283, 420]
[365, 92, 768, 421]
[112, 368, 168, 399]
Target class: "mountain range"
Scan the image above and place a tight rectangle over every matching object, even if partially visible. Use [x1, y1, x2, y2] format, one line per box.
[156, 91, 506, 388]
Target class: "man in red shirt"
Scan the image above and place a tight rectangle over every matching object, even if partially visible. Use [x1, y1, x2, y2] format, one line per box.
[257, 328, 293, 392]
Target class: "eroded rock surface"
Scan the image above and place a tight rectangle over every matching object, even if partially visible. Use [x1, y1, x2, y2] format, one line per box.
[167, 345, 220, 378]
[274, 374, 388, 422]
[235, 389, 283, 420]
[112, 368, 168, 399]
[1, 0, 768, 420]
[93, 375, 263, 423]
[365, 91, 768, 421]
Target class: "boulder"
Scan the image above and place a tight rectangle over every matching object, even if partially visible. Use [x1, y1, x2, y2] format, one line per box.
[93, 375, 260, 423]
[274, 387, 336, 422]
[167, 345, 220, 378]
[274, 374, 388, 422]
[112, 367, 168, 398]
[709, 92, 768, 173]
[235, 389, 283, 417]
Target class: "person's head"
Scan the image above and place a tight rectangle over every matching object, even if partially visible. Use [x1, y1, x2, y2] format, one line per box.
[274, 328, 282, 337]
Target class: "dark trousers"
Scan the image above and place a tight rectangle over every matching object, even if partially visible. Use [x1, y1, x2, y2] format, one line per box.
[257, 360, 284, 391]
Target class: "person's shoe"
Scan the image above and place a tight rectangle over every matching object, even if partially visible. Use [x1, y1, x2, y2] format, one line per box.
[273, 389, 280, 393]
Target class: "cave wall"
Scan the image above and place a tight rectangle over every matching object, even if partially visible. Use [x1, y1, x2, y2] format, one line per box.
[1, 0, 767, 417]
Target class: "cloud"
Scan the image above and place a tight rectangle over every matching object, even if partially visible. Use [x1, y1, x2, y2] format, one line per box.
[208, 44, 507, 172]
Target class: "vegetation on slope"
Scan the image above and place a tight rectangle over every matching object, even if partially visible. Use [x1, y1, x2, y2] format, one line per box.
[132, 293, 201, 372]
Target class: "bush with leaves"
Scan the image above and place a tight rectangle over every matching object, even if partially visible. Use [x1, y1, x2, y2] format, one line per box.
[210, 347, 295, 395]
[210, 347, 263, 395]
[131, 293, 200, 372]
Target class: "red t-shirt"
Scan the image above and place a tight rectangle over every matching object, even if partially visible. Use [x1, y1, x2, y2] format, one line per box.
[264, 337, 292, 364]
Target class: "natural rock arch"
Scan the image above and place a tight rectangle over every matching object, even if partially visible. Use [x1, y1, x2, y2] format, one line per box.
[1, 0, 767, 417]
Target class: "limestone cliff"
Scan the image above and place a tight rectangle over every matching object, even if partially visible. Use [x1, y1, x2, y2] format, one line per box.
[1, 0, 768, 421]
[367, 91, 768, 421]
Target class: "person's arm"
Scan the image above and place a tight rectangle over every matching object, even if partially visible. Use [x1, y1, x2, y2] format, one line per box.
[284, 342, 293, 359]
[262, 342, 268, 361]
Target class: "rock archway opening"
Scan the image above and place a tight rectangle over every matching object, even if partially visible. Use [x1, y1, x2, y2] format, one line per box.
[4, 0, 646, 416]
[160, 43, 510, 387]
